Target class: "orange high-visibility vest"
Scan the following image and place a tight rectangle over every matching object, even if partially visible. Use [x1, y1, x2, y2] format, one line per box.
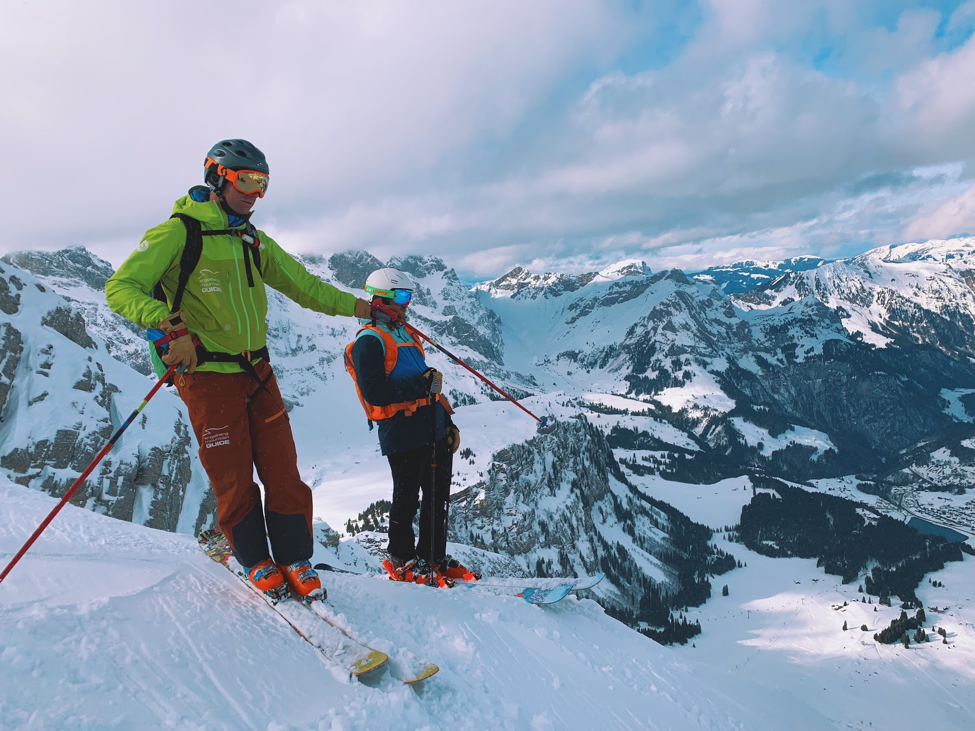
[344, 324, 453, 423]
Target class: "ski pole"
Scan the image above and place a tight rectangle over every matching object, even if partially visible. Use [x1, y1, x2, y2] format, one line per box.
[428, 377, 439, 587]
[0, 361, 179, 584]
[373, 303, 549, 428]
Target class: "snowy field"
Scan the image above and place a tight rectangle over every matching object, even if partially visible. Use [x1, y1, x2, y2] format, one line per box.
[0, 477, 833, 731]
[635, 474, 975, 731]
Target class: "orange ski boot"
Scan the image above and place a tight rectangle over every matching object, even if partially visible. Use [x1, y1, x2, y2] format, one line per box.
[382, 555, 417, 582]
[278, 560, 325, 602]
[412, 558, 451, 588]
[437, 555, 481, 582]
[246, 559, 289, 600]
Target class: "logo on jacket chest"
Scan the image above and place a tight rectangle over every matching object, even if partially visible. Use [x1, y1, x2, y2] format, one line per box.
[198, 269, 222, 294]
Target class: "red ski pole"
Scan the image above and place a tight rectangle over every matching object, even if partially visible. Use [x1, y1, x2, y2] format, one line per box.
[373, 303, 549, 428]
[0, 362, 178, 585]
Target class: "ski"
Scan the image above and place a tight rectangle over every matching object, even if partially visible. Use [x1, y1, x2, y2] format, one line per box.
[302, 595, 439, 685]
[312, 556, 604, 606]
[313, 562, 361, 575]
[198, 530, 388, 679]
[453, 572, 605, 605]
[521, 582, 574, 604]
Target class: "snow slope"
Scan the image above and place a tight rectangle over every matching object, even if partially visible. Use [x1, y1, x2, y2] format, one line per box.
[636, 475, 975, 731]
[0, 476, 831, 731]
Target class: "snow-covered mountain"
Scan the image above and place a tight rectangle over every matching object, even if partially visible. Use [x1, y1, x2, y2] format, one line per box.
[3, 248, 155, 375]
[735, 237, 975, 356]
[0, 256, 212, 534]
[693, 255, 828, 294]
[4, 238, 975, 728]
[477, 239, 975, 485]
[4, 239, 975, 582]
[0, 246, 533, 535]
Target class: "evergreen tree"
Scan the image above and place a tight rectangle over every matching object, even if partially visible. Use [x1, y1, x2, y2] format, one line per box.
[842, 620, 848, 631]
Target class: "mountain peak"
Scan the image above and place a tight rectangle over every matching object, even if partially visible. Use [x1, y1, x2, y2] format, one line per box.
[327, 250, 384, 289]
[693, 256, 827, 294]
[476, 266, 597, 300]
[2, 246, 115, 291]
[386, 254, 448, 279]
[860, 237, 975, 265]
[596, 259, 651, 280]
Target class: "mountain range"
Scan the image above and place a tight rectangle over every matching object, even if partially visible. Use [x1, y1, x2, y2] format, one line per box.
[2, 237, 974, 625]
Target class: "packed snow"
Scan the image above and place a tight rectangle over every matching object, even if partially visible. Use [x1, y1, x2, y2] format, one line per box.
[0, 476, 831, 731]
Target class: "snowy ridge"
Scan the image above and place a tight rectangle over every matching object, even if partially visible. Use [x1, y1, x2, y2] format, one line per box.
[693, 255, 828, 294]
[2, 247, 155, 375]
[736, 237, 975, 353]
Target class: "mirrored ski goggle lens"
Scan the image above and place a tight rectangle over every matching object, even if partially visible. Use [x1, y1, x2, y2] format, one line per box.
[392, 289, 413, 306]
[231, 170, 269, 197]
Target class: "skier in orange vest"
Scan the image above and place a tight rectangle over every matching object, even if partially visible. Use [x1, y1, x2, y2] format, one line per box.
[345, 268, 477, 586]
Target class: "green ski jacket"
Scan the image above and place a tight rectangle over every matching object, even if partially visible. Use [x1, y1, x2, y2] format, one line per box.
[105, 188, 358, 373]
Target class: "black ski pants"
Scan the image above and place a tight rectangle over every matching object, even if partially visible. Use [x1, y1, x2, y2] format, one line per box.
[386, 438, 452, 563]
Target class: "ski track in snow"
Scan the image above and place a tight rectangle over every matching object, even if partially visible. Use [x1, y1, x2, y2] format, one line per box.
[1, 478, 836, 731]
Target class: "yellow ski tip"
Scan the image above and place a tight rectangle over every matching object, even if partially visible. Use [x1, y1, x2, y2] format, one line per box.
[403, 663, 439, 685]
[350, 649, 389, 677]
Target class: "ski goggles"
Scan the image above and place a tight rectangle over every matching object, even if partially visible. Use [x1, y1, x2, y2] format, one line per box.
[365, 285, 413, 306]
[205, 157, 269, 197]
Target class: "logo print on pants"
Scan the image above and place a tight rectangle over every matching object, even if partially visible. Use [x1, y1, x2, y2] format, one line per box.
[204, 425, 230, 449]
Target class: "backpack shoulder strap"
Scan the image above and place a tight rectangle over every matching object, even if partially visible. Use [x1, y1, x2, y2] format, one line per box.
[168, 213, 204, 313]
[199, 222, 263, 282]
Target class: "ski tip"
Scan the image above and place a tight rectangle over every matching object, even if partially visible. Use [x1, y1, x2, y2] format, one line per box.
[402, 663, 439, 684]
[351, 650, 389, 677]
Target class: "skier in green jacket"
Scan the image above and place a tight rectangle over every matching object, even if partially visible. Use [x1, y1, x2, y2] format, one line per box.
[106, 139, 372, 601]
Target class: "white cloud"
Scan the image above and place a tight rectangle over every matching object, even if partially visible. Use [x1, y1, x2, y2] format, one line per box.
[892, 32, 975, 162]
[948, 1, 975, 32]
[0, 0, 634, 250]
[904, 182, 975, 241]
[2, 1, 974, 279]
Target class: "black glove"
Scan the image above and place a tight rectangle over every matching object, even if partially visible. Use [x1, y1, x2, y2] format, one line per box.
[371, 300, 399, 326]
[423, 368, 443, 396]
[445, 425, 460, 454]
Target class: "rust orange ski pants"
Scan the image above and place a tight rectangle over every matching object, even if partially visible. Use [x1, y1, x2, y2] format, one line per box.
[176, 361, 314, 567]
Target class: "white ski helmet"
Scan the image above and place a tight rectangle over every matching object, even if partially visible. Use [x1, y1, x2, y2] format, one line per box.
[364, 268, 415, 300]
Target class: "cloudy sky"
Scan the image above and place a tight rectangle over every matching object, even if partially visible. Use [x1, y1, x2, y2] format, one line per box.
[2, 0, 974, 280]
